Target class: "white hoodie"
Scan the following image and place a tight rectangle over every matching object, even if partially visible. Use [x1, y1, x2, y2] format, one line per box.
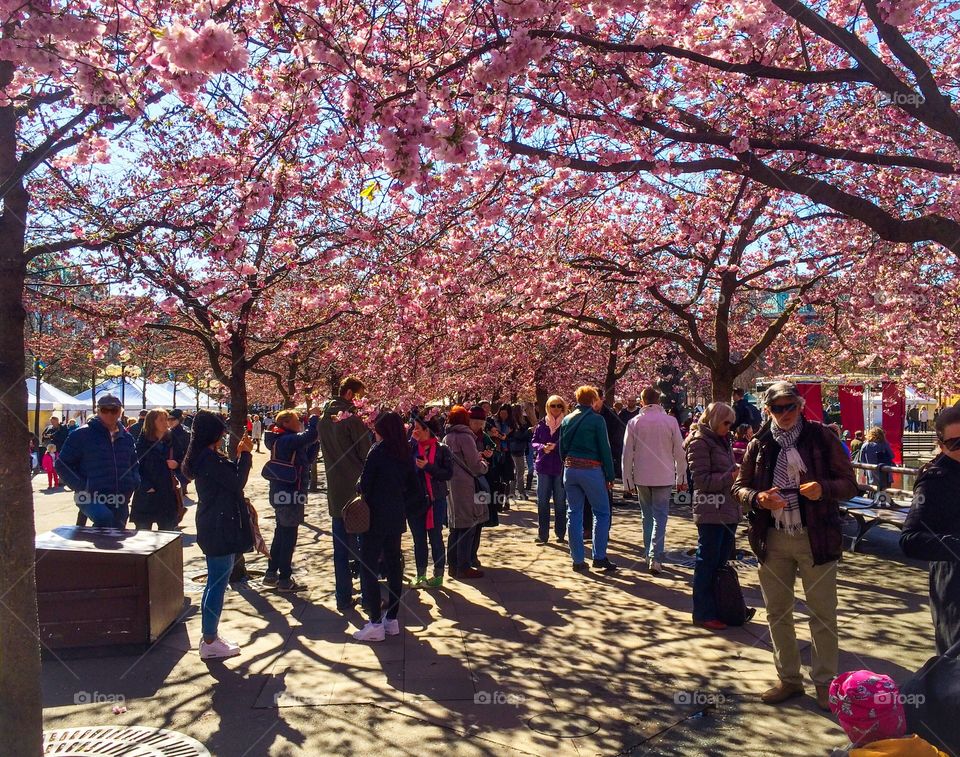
[622, 404, 687, 488]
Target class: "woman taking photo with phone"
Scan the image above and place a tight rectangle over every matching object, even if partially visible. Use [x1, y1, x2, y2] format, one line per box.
[182, 410, 255, 660]
[262, 408, 321, 592]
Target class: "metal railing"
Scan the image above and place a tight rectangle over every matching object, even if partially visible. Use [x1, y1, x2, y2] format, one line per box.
[851, 461, 919, 506]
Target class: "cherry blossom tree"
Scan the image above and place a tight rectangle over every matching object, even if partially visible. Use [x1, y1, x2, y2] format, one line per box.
[315, 0, 959, 253]
[0, 4, 252, 749]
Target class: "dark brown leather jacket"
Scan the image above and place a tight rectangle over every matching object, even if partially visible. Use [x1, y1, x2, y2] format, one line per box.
[733, 419, 858, 566]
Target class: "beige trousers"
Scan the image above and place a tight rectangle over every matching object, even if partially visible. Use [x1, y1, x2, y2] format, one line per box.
[757, 527, 839, 687]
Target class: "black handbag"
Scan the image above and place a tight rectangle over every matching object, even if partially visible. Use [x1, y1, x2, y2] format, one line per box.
[261, 445, 298, 485]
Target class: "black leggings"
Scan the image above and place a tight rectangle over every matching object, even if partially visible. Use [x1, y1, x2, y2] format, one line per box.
[359, 531, 403, 623]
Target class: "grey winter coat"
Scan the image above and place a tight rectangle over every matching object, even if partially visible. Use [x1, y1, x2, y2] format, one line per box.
[684, 423, 742, 525]
[442, 424, 489, 530]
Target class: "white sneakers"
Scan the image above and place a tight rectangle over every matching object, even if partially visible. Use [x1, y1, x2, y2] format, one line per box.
[352, 617, 400, 642]
[381, 617, 400, 636]
[352, 622, 386, 642]
[199, 636, 241, 659]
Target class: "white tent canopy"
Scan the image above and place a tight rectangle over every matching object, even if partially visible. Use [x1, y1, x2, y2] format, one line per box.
[74, 377, 178, 410]
[154, 380, 218, 409]
[26, 377, 88, 412]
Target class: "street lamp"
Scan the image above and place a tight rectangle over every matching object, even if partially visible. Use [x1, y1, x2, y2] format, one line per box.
[104, 351, 141, 408]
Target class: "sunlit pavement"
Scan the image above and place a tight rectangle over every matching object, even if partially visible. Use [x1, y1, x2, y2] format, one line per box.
[36, 456, 935, 756]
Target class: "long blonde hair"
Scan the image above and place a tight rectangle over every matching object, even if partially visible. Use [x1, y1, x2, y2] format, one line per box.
[700, 402, 736, 434]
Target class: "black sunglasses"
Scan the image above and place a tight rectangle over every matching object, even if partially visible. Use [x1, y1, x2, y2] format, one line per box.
[769, 403, 798, 415]
[548, 403, 564, 409]
[939, 436, 960, 452]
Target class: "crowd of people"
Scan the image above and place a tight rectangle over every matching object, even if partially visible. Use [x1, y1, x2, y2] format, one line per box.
[44, 377, 960, 753]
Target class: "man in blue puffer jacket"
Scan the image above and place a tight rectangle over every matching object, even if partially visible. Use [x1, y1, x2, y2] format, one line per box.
[56, 394, 140, 528]
[261, 408, 320, 592]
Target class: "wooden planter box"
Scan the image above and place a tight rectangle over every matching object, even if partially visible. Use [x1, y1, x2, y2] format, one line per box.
[35, 527, 184, 653]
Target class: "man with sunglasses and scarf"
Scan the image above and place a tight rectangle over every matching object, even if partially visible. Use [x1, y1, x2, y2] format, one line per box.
[57, 394, 140, 528]
[901, 405, 960, 655]
[733, 381, 857, 712]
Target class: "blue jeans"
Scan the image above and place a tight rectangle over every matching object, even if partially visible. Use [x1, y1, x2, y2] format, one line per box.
[77, 492, 130, 528]
[536, 472, 567, 541]
[692, 523, 737, 623]
[409, 497, 446, 577]
[563, 466, 611, 564]
[332, 516, 359, 605]
[202, 553, 234, 638]
[637, 485, 672, 560]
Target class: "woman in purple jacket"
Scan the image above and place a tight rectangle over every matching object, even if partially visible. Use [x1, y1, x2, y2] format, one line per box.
[532, 395, 568, 544]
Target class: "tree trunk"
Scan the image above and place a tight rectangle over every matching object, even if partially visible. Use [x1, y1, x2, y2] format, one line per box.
[226, 340, 248, 461]
[0, 66, 43, 752]
[602, 337, 620, 406]
[535, 383, 548, 418]
[711, 367, 737, 404]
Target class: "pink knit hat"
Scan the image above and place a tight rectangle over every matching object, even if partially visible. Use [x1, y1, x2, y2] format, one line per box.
[828, 670, 906, 746]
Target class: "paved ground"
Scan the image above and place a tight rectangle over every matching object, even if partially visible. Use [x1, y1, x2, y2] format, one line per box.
[36, 451, 939, 756]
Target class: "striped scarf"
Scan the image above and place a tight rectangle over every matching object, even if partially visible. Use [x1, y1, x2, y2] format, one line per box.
[770, 418, 807, 534]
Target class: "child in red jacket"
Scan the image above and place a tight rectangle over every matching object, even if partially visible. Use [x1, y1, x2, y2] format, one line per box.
[42, 443, 60, 489]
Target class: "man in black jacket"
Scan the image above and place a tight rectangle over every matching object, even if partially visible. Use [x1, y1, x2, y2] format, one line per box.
[41, 416, 70, 453]
[128, 409, 148, 440]
[901, 405, 960, 655]
[732, 388, 761, 431]
[168, 409, 191, 497]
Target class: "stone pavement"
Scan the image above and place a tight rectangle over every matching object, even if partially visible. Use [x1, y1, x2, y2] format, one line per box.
[37, 452, 939, 756]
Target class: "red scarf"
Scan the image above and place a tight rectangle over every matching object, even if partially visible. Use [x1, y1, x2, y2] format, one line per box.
[417, 437, 437, 528]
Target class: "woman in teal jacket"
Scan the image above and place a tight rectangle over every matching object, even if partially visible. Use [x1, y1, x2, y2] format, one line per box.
[560, 386, 616, 573]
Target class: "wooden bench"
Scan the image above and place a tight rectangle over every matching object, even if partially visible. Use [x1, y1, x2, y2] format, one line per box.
[839, 495, 911, 552]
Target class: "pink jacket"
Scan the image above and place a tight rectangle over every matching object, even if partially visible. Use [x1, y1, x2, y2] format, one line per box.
[622, 405, 687, 488]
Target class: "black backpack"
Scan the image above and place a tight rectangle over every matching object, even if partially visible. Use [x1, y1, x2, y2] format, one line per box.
[714, 564, 749, 626]
[901, 640, 960, 754]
